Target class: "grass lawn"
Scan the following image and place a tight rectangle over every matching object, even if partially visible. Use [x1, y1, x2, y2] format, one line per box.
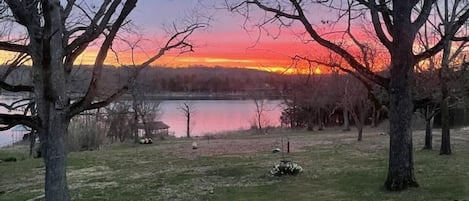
[0, 127, 468, 201]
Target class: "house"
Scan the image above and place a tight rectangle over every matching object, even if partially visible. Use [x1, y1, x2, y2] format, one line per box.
[137, 121, 170, 137]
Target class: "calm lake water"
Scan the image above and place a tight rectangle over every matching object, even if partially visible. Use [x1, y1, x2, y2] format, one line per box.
[159, 100, 283, 137]
[0, 99, 284, 146]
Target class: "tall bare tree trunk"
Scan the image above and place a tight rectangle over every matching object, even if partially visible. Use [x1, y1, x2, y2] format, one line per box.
[37, 1, 70, 199]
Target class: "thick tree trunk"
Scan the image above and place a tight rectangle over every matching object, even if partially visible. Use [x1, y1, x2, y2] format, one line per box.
[37, 1, 70, 200]
[423, 117, 433, 150]
[385, 8, 418, 189]
[39, 113, 70, 201]
[385, 75, 418, 190]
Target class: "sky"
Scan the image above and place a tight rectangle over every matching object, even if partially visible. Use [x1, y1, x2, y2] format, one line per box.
[0, 0, 381, 74]
[95, 0, 328, 73]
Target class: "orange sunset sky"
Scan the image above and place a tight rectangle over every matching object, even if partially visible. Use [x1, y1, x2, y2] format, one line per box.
[0, 0, 389, 74]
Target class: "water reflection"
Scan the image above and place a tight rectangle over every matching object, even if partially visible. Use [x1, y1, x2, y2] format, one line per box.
[159, 100, 283, 137]
[0, 99, 284, 146]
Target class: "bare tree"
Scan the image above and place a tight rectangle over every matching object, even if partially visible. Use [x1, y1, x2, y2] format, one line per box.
[179, 102, 195, 138]
[106, 102, 133, 143]
[249, 89, 273, 133]
[414, 0, 469, 154]
[227, 0, 469, 191]
[130, 82, 162, 140]
[0, 1, 205, 200]
[343, 78, 370, 141]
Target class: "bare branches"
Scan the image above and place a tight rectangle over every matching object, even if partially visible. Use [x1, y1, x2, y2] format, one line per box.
[65, 0, 120, 65]
[413, 0, 437, 31]
[140, 23, 207, 67]
[230, 0, 389, 88]
[415, 1, 469, 61]
[68, 0, 206, 117]
[0, 41, 28, 53]
[0, 81, 33, 92]
[68, 0, 137, 117]
[0, 98, 33, 112]
[356, 0, 392, 50]
[0, 114, 37, 131]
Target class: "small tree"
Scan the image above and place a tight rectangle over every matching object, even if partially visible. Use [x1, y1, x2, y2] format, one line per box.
[179, 102, 194, 138]
[342, 78, 370, 141]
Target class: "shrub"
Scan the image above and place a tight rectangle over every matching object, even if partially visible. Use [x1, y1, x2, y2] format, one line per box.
[270, 160, 303, 176]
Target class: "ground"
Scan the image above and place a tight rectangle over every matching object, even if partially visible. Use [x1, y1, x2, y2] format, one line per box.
[0, 127, 468, 201]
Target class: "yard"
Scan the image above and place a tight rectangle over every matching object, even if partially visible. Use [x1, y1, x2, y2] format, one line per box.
[1, 127, 468, 201]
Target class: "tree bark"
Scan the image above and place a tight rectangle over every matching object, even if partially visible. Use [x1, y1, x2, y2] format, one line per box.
[39, 115, 70, 201]
[36, 1, 71, 200]
[385, 5, 418, 189]
[385, 72, 418, 190]
[423, 117, 433, 150]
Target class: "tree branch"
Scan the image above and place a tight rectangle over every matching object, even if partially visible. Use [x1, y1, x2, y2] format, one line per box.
[68, 0, 136, 117]
[356, 0, 392, 50]
[0, 81, 33, 92]
[0, 41, 29, 54]
[0, 114, 38, 130]
[415, 4, 469, 61]
[412, 0, 437, 30]
[289, 0, 389, 87]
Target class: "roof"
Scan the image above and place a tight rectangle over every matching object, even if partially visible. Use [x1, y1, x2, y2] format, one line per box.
[12, 125, 29, 132]
[138, 121, 170, 130]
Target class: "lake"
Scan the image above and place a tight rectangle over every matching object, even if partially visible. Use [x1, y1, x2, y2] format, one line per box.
[159, 100, 283, 137]
[0, 99, 284, 146]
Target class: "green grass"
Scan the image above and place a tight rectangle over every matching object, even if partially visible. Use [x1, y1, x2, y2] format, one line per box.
[0, 128, 468, 201]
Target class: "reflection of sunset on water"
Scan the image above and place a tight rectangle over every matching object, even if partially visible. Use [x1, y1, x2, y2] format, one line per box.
[159, 100, 282, 137]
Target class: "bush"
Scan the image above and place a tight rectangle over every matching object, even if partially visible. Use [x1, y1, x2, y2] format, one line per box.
[67, 114, 106, 152]
[270, 160, 303, 176]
